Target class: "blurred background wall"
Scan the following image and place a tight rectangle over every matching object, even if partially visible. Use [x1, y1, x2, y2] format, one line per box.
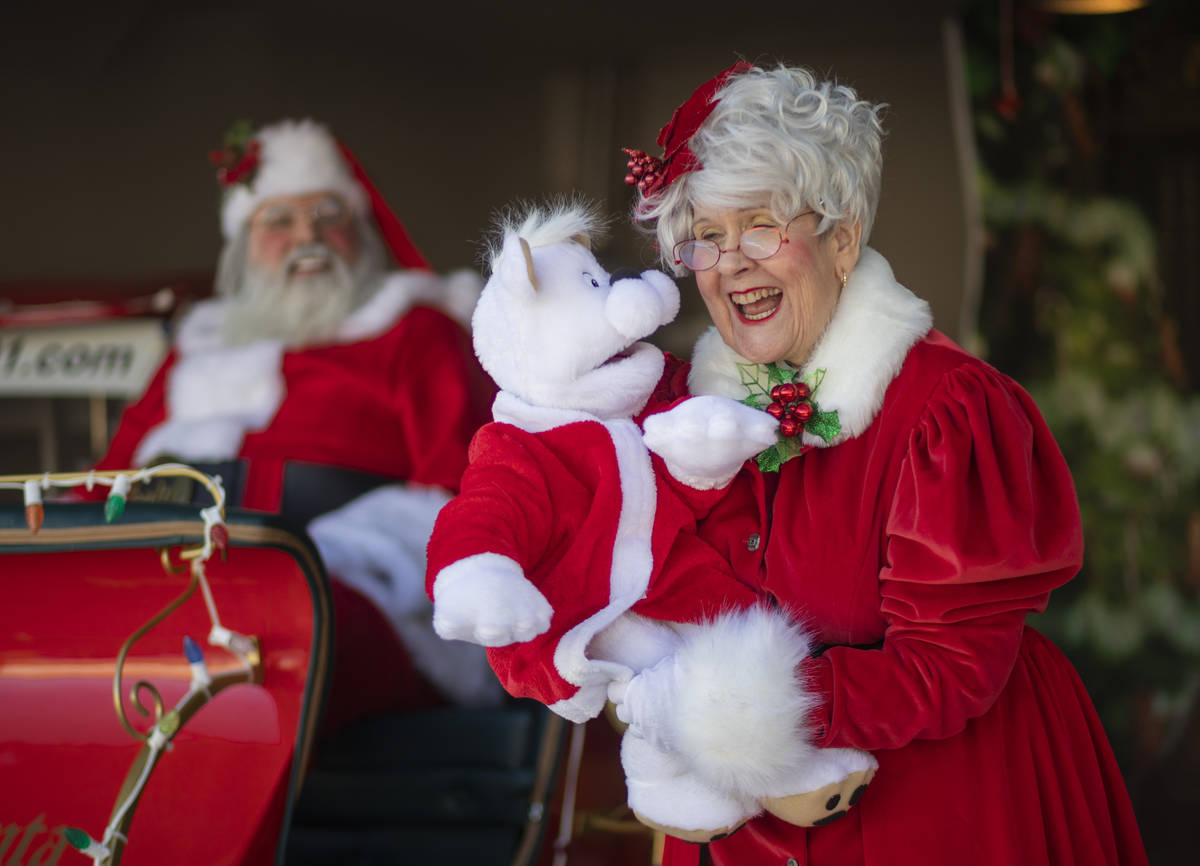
[0, 0, 969, 349]
[2, 1, 1197, 862]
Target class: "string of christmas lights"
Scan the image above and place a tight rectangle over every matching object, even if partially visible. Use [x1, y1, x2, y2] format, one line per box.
[1, 465, 261, 866]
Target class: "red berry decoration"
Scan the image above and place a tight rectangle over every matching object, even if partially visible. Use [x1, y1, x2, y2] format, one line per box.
[210, 523, 229, 558]
[766, 402, 785, 419]
[793, 402, 814, 423]
[776, 383, 799, 404]
[794, 382, 811, 400]
[779, 417, 801, 438]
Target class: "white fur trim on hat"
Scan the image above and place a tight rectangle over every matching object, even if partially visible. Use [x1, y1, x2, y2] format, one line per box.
[220, 119, 369, 239]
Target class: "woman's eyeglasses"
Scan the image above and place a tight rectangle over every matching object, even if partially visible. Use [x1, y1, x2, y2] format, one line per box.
[673, 210, 813, 272]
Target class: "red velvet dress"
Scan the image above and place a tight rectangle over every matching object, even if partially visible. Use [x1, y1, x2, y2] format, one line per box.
[663, 330, 1147, 866]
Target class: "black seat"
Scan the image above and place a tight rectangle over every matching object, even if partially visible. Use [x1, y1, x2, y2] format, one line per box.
[286, 701, 566, 866]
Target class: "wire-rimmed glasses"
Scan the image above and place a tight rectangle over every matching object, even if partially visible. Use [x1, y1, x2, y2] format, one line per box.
[673, 210, 814, 271]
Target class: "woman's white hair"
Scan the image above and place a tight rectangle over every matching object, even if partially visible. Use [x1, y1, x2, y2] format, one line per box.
[637, 65, 886, 275]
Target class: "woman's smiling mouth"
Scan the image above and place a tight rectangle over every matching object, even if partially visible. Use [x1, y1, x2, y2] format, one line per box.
[730, 287, 783, 322]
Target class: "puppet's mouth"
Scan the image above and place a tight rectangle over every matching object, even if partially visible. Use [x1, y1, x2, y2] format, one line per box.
[600, 347, 636, 367]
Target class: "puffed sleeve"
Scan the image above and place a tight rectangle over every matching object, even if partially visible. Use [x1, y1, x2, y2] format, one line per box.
[805, 363, 1083, 750]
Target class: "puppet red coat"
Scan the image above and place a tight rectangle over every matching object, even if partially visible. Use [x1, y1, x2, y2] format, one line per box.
[424, 387, 760, 723]
[649, 248, 1147, 866]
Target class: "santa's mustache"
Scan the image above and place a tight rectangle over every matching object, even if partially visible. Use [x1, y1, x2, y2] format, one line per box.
[282, 242, 341, 278]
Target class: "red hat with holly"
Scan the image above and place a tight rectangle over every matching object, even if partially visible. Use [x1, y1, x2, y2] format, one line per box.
[622, 60, 753, 201]
[209, 119, 429, 269]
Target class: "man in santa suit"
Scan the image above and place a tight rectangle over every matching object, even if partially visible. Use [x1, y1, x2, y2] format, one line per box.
[93, 118, 503, 731]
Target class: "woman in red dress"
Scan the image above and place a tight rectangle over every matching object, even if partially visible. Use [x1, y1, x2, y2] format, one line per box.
[612, 61, 1149, 866]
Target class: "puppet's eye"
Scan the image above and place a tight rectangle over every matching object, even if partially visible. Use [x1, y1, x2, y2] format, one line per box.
[582, 272, 602, 289]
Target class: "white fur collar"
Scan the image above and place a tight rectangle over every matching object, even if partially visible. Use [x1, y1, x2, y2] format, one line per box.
[492, 390, 609, 433]
[687, 247, 932, 447]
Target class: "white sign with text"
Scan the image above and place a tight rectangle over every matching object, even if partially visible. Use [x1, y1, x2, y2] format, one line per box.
[0, 319, 168, 397]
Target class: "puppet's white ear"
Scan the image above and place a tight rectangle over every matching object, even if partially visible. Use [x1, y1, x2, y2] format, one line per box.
[495, 234, 539, 301]
[520, 238, 540, 291]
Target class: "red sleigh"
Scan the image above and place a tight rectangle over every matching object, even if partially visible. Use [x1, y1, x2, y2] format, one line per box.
[0, 471, 568, 866]
[0, 286, 654, 866]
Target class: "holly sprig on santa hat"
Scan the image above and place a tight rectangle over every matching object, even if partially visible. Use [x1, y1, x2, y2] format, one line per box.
[208, 119, 260, 188]
[738, 362, 840, 471]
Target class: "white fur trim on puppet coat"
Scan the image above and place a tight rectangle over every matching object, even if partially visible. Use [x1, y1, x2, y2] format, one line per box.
[688, 247, 932, 446]
[548, 416, 659, 722]
[487, 391, 662, 723]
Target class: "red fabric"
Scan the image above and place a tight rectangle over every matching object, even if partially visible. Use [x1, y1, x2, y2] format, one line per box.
[92, 306, 494, 732]
[336, 142, 430, 271]
[650, 61, 752, 194]
[660, 331, 1147, 866]
[425, 389, 759, 709]
[95, 306, 492, 507]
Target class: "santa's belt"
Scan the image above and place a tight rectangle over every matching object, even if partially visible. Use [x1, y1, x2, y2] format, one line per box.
[151, 460, 391, 527]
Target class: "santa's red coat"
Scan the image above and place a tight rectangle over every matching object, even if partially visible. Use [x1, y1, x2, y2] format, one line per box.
[663, 329, 1147, 866]
[95, 305, 492, 508]
[94, 304, 495, 730]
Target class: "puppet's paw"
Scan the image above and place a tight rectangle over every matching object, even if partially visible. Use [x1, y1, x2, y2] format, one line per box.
[431, 553, 552, 646]
[760, 748, 878, 827]
[643, 396, 779, 489]
[622, 733, 758, 844]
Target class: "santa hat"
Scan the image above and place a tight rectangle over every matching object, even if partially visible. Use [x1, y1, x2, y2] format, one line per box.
[211, 118, 430, 269]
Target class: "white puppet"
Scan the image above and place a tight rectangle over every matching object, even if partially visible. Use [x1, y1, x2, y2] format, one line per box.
[425, 201, 876, 841]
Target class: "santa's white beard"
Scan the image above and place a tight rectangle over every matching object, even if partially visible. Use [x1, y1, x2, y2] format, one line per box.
[222, 242, 376, 347]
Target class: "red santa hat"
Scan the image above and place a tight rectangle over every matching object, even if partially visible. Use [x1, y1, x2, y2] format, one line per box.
[211, 118, 430, 269]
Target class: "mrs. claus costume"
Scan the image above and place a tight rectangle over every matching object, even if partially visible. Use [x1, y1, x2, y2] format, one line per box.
[93, 120, 502, 727]
[603, 62, 1149, 866]
[636, 247, 1149, 866]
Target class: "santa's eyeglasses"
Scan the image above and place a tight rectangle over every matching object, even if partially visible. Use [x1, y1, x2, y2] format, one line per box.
[253, 196, 350, 235]
[673, 210, 813, 272]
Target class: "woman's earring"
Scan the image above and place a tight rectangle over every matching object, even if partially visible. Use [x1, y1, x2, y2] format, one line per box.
[839, 270, 848, 289]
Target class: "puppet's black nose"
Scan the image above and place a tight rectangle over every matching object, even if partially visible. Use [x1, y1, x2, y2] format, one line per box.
[610, 267, 640, 282]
